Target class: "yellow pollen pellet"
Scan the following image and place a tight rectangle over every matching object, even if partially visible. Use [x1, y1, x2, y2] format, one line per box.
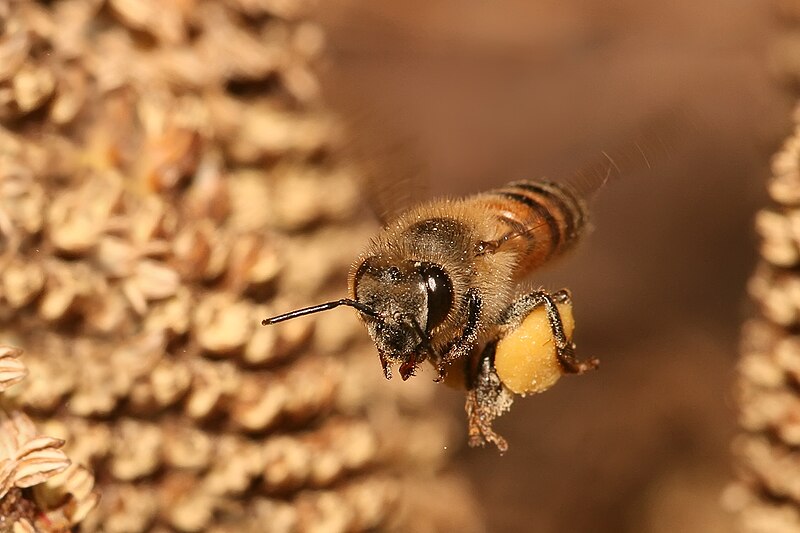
[494, 302, 575, 395]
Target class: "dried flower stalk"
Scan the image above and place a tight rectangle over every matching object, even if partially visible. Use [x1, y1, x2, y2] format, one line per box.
[0, 1, 480, 531]
[728, 105, 800, 531]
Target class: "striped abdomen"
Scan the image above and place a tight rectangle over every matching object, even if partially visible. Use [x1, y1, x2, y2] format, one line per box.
[473, 180, 588, 277]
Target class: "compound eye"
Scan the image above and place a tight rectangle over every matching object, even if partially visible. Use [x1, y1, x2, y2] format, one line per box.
[417, 263, 453, 331]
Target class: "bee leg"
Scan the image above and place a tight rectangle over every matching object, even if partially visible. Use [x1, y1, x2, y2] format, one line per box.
[504, 289, 599, 375]
[379, 353, 393, 380]
[441, 289, 483, 373]
[465, 342, 512, 452]
[549, 289, 599, 373]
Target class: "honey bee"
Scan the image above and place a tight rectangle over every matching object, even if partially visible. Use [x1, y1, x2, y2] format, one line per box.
[262, 104, 680, 452]
[262, 136, 663, 451]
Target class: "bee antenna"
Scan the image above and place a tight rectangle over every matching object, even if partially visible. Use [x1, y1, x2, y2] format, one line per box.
[261, 299, 381, 325]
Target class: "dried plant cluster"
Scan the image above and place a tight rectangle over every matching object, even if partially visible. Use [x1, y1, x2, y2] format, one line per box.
[727, 108, 800, 531]
[0, 1, 475, 531]
[0, 345, 99, 532]
[725, 4, 800, 530]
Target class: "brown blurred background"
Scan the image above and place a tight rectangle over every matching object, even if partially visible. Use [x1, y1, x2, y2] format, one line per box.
[316, 1, 791, 531]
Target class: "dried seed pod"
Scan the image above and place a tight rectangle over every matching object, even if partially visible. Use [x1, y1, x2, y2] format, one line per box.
[139, 127, 202, 193]
[85, 286, 132, 335]
[34, 464, 101, 527]
[268, 166, 347, 230]
[68, 333, 165, 417]
[242, 322, 280, 366]
[38, 261, 82, 322]
[262, 435, 312, 493]
[184, 359, 241, 420]
[39, 261, 102, 323]
[0, 175, 45, 237]
[231, 374, 287, 431]
[0, 410, 70, 498]
[224, 234, 281, 294]
[0, 346, 27, 392]
[2, 259, 45, 309]
[108, 0, 188, 45]
[291, 22, 326, 60]
[748, 265, 800, 327]
[231, 357, 340, 431]
[226, 170, 273, 232]
[172, 221, 228, 282]
[109, 419, 163, 481]
[126, 196, 177, 249]
[202, 435, 265, 496]
[161, 423, 213, 470]
[43, 417, 111, 468]
[211, 497, 298, 533]
[130, 259, 181, 301]
[183, 153, 230, 223]
[197, 4, 283, 82]
[94, 236, 138, 278]
[151, 358, 192, 407]
[83, 483, 159, 533]
[324, 420, 377, 472]
[229, 107, 333, 163]
[15, 343, 76, 413]
[243, 303, 313, 366]
[0, 24, 31, 83]
[294, 478, 399, 533]
[46, 178, 119, 255]
[193, 292, 253, 355]
[756, 209, 800, 267]
[144, 287, 192, 337]
[11, 62, 55, 114]
[281, 357, 340, 421]
[50, 65, 88, 125]
[161, 472, 217, 532]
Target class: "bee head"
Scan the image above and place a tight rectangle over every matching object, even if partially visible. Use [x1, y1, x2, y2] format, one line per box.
[260, 255, 453, 381]
[351, 256, 453, 378]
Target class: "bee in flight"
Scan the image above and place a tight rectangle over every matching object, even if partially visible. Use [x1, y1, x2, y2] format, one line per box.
[261, 129, 665, 452]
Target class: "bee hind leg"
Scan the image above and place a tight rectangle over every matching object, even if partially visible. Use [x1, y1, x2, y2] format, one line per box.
[503, 288, 599, 375]
[465, 342, 513, 452]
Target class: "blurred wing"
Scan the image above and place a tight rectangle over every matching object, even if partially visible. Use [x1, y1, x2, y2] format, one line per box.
[491, 107, 694, 272]
[324, 82, 431, 226]
[558, 107, 690, 200]
[319, 5, 434, 226]
[340, 115, 430, 226]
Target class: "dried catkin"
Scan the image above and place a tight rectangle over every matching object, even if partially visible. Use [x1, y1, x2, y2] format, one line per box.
[0, 345, 99, 531]
[0, 1, 480, 531]
[728, 104, 800, 530]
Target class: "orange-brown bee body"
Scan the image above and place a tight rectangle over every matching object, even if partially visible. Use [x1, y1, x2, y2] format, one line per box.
[347, 179, 590, 383]
[474, 180, 587, 276]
